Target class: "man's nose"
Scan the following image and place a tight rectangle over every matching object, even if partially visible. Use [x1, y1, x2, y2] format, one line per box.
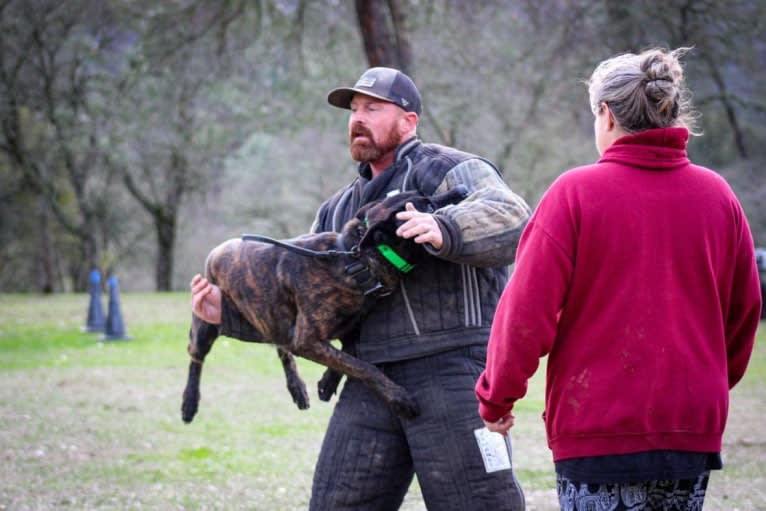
[350, 109, 367, 124]
[350, 121, 366, 135]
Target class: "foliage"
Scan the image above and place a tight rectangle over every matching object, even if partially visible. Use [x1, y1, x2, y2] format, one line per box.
[1, 0, 764, 292]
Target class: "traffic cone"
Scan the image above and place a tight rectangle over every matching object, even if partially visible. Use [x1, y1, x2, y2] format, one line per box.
[83, 269, 105, 332]
[101, 275, 130, 341]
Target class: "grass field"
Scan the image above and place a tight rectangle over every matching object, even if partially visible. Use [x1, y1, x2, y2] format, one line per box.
[0, 293, 764, 510]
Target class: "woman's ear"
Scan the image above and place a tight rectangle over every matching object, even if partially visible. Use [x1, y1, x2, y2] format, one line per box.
[604, 104, 616, 131]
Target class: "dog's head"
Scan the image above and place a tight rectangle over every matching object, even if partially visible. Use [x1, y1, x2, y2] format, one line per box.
[355, 185, 469, 262]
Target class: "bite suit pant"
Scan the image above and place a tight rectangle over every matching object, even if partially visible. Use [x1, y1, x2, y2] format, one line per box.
[310, 345, 525, 511]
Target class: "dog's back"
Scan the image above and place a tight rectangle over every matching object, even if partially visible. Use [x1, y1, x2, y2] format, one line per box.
[204, 233, 364, 346]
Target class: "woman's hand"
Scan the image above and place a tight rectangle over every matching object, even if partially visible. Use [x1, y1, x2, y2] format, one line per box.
[483, 413, 515, 436]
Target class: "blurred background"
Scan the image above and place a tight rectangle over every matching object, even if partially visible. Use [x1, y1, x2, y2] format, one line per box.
[1, 0, 764, 293]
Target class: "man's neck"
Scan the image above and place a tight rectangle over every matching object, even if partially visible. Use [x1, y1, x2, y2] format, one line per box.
[367, 135, 418, 177]
[369, 152, 395, 177]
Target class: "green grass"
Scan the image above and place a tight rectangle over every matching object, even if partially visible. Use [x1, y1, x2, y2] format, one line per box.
[0, 293, 764, 510]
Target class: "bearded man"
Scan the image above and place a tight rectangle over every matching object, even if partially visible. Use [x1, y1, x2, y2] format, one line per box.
[191, 67, 530, 511]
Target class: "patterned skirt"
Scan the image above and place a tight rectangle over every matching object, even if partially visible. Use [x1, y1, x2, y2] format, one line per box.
[556, 471, 709, 511]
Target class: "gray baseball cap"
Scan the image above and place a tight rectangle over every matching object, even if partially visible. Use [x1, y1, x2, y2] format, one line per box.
[327, 67, 422, 115]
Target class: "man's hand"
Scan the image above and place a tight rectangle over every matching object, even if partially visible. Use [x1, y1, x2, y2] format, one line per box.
[483, 413, 515, 436]
[395, 203, 443, 250]
[190, 274, 222, 325]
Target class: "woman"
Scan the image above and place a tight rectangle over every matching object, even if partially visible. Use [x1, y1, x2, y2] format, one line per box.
[475, 48, 761, 510]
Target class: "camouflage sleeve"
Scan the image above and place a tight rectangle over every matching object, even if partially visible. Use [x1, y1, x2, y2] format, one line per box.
[427, 158, 531, 267]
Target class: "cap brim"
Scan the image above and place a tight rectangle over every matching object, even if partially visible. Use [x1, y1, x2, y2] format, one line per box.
[327, 87, 397, 110]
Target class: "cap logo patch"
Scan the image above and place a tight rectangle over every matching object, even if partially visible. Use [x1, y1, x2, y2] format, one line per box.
[401, 98, 409, 107]
[357, 77, 376, 88]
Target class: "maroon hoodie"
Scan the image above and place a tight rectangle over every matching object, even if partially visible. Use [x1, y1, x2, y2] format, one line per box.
[476, 127, 761, 462]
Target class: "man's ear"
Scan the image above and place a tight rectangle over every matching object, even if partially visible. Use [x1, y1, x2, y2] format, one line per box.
[399, 111, 419, 138]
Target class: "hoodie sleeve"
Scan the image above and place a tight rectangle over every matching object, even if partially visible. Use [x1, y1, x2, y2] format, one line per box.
[426, 158, 531, 267]
[724, 203, 761, 389]
[474, 216, 574, 422]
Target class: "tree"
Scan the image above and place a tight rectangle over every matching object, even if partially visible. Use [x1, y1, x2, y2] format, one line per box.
[355, 0, 412, 73]
[0, 0, 132, 290]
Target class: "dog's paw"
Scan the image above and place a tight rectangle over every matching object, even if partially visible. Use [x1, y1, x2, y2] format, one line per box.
[288, 382, 310, 410]
[389, 391, 419, 419]
[181, 396, 198, 423]
[318, 370, 343, 402]
[391, 397, 419, 419]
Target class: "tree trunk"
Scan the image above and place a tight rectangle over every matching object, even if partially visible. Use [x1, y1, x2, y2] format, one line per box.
[355, 0, 412, 72]
[703, 55, 748, 159]
[37, 197, 55, 294]
[69, 226, 99, 292]
[155, 213, 176, 291]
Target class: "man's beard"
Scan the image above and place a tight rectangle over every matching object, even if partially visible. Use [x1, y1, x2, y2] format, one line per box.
[349, 123, 402, 163]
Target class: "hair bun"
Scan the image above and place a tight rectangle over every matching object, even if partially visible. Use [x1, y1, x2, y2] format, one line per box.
[587, 47, 697, 133]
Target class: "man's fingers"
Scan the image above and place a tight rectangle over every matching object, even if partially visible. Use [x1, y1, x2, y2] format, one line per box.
[191, 278, 212, 315]
[190, 276, 209, 295]
[396, 203, 418, 221]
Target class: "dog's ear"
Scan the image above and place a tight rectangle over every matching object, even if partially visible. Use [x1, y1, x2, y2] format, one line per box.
[357, 186, 469, 248]
[357, 194, 412, 249]
[390, 185, 469, 215]
[428, 185, 469, 210]
[354, 201, 377, 221]
[359, 216, 398, 248]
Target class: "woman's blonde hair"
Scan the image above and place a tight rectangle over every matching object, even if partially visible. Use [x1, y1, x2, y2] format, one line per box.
[588, 47, 699, 134]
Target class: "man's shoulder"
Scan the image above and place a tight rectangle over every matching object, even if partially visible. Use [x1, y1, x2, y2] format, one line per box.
[415, 142, 484, 165]
[413, 143, 500, 180]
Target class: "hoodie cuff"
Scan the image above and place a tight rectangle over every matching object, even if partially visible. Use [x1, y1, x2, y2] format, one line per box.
[477, 400, 512, 424]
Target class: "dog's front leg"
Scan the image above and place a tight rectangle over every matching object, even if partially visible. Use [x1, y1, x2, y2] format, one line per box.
[276, 346, 310, 410]
[317, 366, 343, 402]
[317, 337, 356, 401]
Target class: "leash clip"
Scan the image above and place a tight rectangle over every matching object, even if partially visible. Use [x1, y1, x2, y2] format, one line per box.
[364, 282, 392, 297]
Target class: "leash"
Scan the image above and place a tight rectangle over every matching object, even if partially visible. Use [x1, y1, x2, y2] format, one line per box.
[241, 231, 414, 297]
[241, 234, 358, 259]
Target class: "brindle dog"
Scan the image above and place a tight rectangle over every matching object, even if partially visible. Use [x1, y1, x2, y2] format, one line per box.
[181, 186, 467, 423]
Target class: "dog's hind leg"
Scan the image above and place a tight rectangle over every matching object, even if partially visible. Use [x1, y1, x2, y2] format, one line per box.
[276, 346, 310, 410]
[182, 315, 220, 423]
[291, 316, 419, 418]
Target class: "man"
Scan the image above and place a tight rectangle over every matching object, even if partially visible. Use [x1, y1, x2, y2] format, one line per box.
[191, 67, 531, 510]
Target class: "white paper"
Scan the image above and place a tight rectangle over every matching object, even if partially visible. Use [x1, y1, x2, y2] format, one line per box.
[474, 427, 512, 473]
